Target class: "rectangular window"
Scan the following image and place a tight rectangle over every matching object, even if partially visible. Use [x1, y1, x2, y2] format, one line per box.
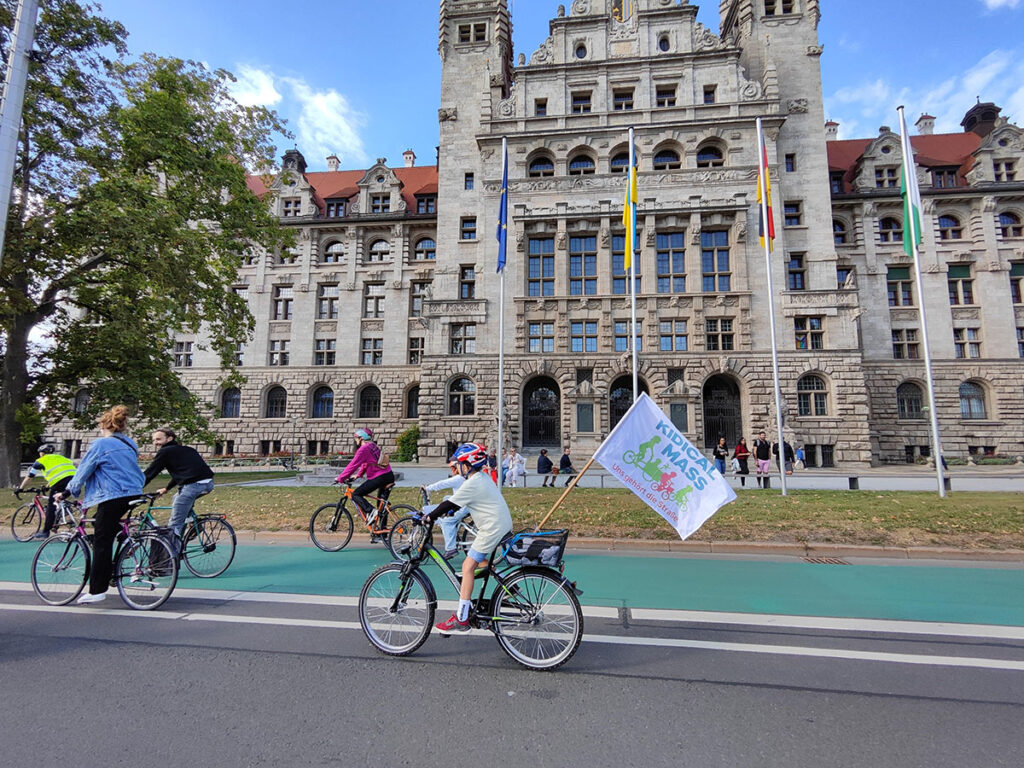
[464, 173, 474, 190]
[370, 194, 390, 213]
[784, 153, 796, 172]
[612, 88, 634, 111]
[892, 328, 920, 359]
[705, 318, 734, 351]
[569, 236, 597, 295]
[994, 161, 1016, 182]
[314, 339, 336, 366]
[874, 168, 898, 188]
[837, 266, 855, 288]
[409, 337, 424, 365]
[416, 196, 436, 214]
[614, 321, 642, 352]
[953, 327, 981, 359]
[659, 320, 688, 351]
[783, 200, 802, 227]
[326, 200, 345, 217]
[656, 232, 686, 293]
[260, 440, 282, 456]
[460, 217, 477, 240]
[669, 403, 687, 432]
[268, 339, 289, 366]
[281, 198, 300, 217]
[830, 173, 844, 194]
[473, 22, 487, 42]
[570, 321, 598, 353]
[528, 237, 555, 296]
[411, 280, 431, 317]
[534, 98, 547, 116]
[701, 231, 730, 292]
[272, 286, 293, 320]
[571, 91, 592, 114]
[1018, 327, 1024, 358]
[787, 253, 806, 291]
[307, 440, 330, 457]
[173, 341, 193, 368]
[450, 323, 476, 355]
[794, 316, 824, 350]
[1012, 263, 1024, 304]
[576, 403, 594, 433]
[279, 247, 300, 265]
[316, 284, 339, 319]
[887, 266, 913, 307]
[528, 322, 555, 353]
[764, 0, 795, 15]
[234, 342, 244, 367]
[655, 86, 676, 108]
[361, 338, 383, 365]
[612, 235, 642, 294]
[931, 168, 959, 188]
[947, 264, 974, 305]
[363, 283, 385, 318]
[458, 23, 472, 43]
[459, 266, 476, 299]
[702, 85, 716, 104]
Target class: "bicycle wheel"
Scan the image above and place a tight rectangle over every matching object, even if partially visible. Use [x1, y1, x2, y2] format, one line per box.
[115, 535, 179, 610]
[491, 567, 583, 671]
[384, 505, 419, 558]
[359, 563, 436, 656]
[456, 515, 478, 552]
[181, 517, 237, 578]
[11, 503, 41, 542]
[309, 502, 353, 552]
[31, 535, 89, 605]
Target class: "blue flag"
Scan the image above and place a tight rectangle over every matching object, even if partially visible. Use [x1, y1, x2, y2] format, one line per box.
[496, 138, 508, 272]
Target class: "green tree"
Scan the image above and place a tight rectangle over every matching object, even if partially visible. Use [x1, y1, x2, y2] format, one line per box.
[0, 1, 288, 484]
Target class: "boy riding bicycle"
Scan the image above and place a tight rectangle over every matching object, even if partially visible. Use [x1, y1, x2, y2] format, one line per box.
[422, 442, 512, 634]
[421, 461, 472, 560]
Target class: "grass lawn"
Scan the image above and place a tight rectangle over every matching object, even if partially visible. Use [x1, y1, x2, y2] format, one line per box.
[7, 484, 1015, 550]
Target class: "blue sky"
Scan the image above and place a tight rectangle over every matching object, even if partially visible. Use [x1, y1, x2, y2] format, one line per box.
[96, 0, 1024, 171]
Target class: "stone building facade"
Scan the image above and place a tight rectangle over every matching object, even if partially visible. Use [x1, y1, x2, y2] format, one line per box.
[53, 0, 1024, 466]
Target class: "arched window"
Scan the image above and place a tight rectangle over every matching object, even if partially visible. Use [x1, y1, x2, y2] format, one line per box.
[879, 216, 902, 243]
[999, 212, 1023, 238]
[610, 152, 629, 173]
[695, 145, 724, 168]
[958, 381, 986, 420]
[528, 155, 555, 178]
[311, 386, 334, 419]
[322, 241, 345, 264]
[448, 377, 476, 416]
[406, 385, 420, 419]
[653, 149, 681, 170]
[358, 385, 381, 419]
[367, 239, 390, 263]
[938, 215, 962, 240]
[833, 220, 847, 245]
[221, 387, 241, 418]
[73, 388, 91, 415]
[896, 383, 924, 420]
[414, 237, 436, 260]
[265, 386, 287, 418]
[568, 154, 595, 175]
[796, 375, 828, 416]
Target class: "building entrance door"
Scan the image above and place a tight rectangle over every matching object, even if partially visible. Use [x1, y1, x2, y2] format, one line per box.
[702, 375, 741, 449]
[608, 375, 649, 430]
[523, 377, 560, 447]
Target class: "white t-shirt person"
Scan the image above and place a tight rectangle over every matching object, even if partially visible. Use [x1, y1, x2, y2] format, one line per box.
[446, 470, 513, 558]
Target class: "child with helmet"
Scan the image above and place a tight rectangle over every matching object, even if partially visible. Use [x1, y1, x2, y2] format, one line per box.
[420, 460, 472, 560]
[336, 428, 394, 537]
[422, 442, 513, 634]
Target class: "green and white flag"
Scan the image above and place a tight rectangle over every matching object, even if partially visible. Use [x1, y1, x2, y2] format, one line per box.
[898, 107, 922, 258]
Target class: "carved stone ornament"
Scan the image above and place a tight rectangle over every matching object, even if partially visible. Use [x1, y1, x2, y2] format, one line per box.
[600, 227, 610, 247]
[530, 37, 554, 65]
[571, 0, 590, 15]
[695, 24, 724, 51]
[556, 231, 567, 250]
[787, 98, 809, 114]
[806, 45, 824, 57]
[438, 107, 458, 122]
[490, 74, 504, 88]
[497, 92, 516, 118]
[741, 81, 763, 101]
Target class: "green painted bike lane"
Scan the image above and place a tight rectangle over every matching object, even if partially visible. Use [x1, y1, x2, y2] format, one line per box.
[3, 539, 1023, 626]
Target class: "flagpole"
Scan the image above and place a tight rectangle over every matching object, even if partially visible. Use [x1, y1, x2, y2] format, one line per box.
[628, 126, 638, 401]
[496, 137, 509, 491]
[897, 106, 945, 498]
[756, 118, 787, 496]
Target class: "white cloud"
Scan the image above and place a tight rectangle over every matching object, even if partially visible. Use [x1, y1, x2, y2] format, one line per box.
[229, 64, 282, 107]
[981, 0, 1020, 9]
[282, 77, 368, 168]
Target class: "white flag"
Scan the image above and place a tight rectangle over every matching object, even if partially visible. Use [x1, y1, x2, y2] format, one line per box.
[593, 393, 736, 540]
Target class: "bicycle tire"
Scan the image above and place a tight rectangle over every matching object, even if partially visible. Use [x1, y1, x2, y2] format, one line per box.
[31, 534, 89, 606]
[115, 535, 178, 610]
[309, 502, 353, 552]
[491, 567, 583, 671]
[386, 515, 419, 560]
[359, 563, 436, 656]
[383, 505, 419, 558]
[11, 503, 41, 542]
[181, 517, 237, 578]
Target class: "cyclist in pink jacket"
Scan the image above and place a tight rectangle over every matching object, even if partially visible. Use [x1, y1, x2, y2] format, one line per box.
[336, 429, 394, 535]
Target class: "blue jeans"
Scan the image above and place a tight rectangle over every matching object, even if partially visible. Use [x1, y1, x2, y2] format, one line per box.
[169, 480, 213, 551]
[714, 458, 726, 475]
[439, 509, 471, 553]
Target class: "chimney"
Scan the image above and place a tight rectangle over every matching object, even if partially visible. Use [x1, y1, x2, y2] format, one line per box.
[403, 149, 417, 168]
[824, 120, 839, 141]
[326, 154, 339, 172]
[915, 114, 935, 135]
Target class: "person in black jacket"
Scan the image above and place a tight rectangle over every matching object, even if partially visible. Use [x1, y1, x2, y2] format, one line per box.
[144, 427, 215, 553]
[537, 449, 555, 487]
[558, 448, 576, 487]
[772, 439, 796, 475]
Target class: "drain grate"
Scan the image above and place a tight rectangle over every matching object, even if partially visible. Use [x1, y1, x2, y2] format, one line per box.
[803, 556, 850, 565]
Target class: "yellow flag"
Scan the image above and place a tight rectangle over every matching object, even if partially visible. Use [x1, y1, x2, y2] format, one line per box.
[622, 163, 636, 270]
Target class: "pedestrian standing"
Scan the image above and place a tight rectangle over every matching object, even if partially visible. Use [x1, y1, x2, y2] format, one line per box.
[753, 431, 772, 488]
[773, 439, 795, 475]
[733, 437, 751, 487]
[712, 437, 728, 476]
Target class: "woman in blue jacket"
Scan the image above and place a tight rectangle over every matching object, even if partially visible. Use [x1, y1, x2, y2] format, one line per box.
[58, 405, 145, 604]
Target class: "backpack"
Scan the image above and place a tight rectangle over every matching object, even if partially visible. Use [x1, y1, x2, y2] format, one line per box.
[374, 445, 390, 468]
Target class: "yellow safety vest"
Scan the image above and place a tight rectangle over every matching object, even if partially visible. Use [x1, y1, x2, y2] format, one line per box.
[36, 454, 77, 485]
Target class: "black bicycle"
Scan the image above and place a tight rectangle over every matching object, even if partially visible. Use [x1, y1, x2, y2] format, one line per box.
[358, 517, 583, 671]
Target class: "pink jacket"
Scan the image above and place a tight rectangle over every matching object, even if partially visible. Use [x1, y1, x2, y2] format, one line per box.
[337, 442, 391, 482]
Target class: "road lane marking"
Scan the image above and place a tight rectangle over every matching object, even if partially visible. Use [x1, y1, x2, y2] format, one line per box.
[2, 602, 1024, 672]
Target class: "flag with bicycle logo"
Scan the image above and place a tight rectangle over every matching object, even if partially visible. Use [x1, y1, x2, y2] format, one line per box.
[593, 393, 736, 540]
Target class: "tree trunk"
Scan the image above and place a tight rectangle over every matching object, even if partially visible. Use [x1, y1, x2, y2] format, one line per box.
[0, 313, 32, 486]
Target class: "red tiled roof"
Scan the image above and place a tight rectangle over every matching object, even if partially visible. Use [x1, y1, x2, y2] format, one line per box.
[827, 132, 981, 193]
[304, 165, 439, 210]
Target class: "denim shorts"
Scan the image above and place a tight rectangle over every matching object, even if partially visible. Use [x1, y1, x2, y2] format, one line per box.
[466, 547, 489, 564]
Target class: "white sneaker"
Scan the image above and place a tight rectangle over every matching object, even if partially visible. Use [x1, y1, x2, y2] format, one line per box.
[76, 592, 107, 605]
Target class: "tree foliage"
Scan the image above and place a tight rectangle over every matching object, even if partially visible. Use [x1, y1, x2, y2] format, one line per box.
[0, 1, 288, 483]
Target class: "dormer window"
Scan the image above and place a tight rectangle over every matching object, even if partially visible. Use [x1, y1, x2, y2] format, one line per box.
[875, 167, 898, 188]
[931, 167, 959, 189]
[281, 198, 301, 217]
[371, 194, 390, 214]
[326, 199, 346, 217]
[417, 196, 436, 214]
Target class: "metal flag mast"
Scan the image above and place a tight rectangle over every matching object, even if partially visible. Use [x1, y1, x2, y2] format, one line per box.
[496, 137, 509, 491]
[627, 127, 639, 401]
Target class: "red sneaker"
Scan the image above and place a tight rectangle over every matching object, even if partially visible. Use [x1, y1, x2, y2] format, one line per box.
[435, 613, 470, 634]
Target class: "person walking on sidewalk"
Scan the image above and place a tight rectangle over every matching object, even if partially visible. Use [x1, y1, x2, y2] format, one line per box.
[143, 427, 215, 555]
[732, 437, 751, 487]
[537, 449, 555, 487]
[753, 431, 772, 488]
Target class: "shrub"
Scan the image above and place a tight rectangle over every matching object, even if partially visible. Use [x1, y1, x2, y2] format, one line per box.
[393, 425, 420, 462]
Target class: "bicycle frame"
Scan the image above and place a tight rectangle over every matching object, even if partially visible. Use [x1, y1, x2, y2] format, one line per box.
[338, 483, 395, 534]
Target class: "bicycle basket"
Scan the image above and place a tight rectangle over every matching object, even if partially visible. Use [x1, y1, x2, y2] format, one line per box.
[502, 529, 569, 568]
